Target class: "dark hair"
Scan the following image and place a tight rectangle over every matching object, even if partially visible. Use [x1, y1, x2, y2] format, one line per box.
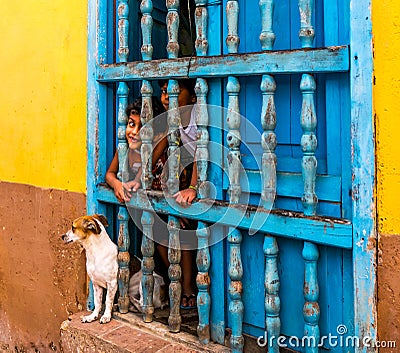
[126, 96, 167, 135]
[158, 78, 196, 97]
[125, 99, 142, 117]
[179, 78, 196, 96]
[126, 96, 166, 117]
[158, 79, 168, 89]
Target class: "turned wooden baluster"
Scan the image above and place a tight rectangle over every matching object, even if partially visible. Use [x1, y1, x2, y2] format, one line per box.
[228, 228, 244, 353]
[263, 235, 280, 352]
[166, 80, 181, 333]
[166, 2, 181, 330]
[298, 1, 320, 352]
[193, 0, 211, 344]
[259, 0, 276, 51]
[139, 0, 155, 323]
[195, 0, 208, 56]
[139, 85, 155, 321]
[116, 0, 130, 314]
[226, 0, 239, 54]
[299, 0, 315, 49]
[300, 73, 318, 216]
[226, 78, 241, 205]
[194, 78, 210, 343]
[141, 0, 153, 62]
[117, 0, 129, 62]
[140, 211, 155, 322]
[226, 2, 243, 352]
[166, 0, 180, 59]
[299, 0, 317, 216]
[259, 2, 281, 352]
[303, 241, 320, 353]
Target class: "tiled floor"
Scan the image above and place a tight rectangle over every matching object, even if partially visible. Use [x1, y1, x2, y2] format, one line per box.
[61, 311, 230, 353]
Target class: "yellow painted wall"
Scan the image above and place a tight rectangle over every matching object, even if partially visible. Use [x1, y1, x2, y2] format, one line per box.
[0, 1, 87, 193]
[1, 0, 397, 227]
[373, 1, 400, 234]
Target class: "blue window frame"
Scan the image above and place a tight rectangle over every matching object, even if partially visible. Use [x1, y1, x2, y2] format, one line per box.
[87, 1, 376, 352]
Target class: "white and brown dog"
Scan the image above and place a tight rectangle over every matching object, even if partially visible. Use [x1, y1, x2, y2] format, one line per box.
[62, 214, 118, 324]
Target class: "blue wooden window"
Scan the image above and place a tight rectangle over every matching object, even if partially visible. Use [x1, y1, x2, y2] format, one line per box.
[87, 0, 375, 352]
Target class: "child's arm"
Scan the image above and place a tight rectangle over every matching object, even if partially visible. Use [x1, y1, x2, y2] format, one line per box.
[105, 151, 128, 203]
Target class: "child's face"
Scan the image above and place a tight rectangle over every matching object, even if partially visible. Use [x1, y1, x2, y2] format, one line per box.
[178, 84, 196, 107]
[160, 83, 196, 111]
[160, 83, 169, 111]
[126, 112, 142, 150]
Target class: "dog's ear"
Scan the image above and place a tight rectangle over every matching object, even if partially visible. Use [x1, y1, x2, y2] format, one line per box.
[83, 218, 102, 234]
[93, 214, 108, 227]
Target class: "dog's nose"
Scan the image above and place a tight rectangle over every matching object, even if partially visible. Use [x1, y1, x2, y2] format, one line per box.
[61, 234, 66, 240]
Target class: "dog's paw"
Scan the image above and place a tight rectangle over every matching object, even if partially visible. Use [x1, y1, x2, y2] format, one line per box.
[81, 313, 98, 323]
[99, 314, 112, 324]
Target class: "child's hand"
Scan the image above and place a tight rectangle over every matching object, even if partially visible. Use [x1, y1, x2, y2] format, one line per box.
[113, 181, 128, 203]
[179, 217, 190, 229]
[123, 179, 141, 194]
[173, 187, 196, 207]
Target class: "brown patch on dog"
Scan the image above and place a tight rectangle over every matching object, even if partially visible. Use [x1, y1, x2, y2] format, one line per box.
[93, 214, 109, 227]
[71, 215, 108, 239]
